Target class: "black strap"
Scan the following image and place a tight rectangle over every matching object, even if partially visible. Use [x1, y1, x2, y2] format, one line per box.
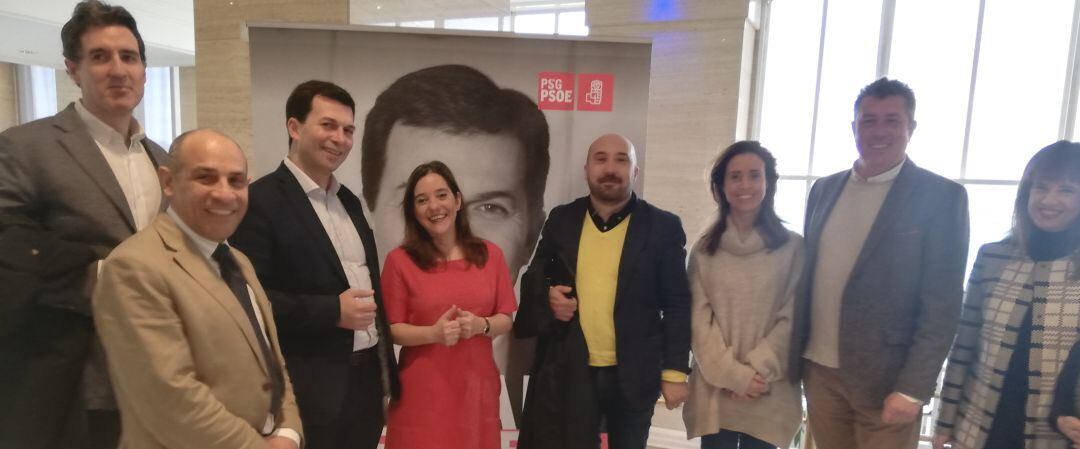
[211, 244, 284, 417]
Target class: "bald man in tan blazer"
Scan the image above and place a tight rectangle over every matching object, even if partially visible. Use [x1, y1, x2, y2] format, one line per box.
[93, 129, 302, 449]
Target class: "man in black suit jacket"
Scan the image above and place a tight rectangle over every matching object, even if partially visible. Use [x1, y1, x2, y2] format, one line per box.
[514, 133, 691, 449]
[0, 2, 168, 448]
[230, 81, 398, 449]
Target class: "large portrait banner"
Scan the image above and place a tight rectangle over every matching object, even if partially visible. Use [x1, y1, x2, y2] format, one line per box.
[248, 24, 652, 445]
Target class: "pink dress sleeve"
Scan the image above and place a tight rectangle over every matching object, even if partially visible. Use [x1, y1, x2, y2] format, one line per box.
[380, 249, 410, 324]
[487, 242, 518, 316]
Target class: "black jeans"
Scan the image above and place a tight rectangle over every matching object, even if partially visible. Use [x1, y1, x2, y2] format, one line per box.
[700, 430, 775, 449]
[86, 409, 120, 449]
[590, 366, 654, 449]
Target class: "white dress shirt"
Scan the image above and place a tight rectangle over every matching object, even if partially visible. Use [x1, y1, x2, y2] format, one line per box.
[167, 208, 302, 446]
[282, 158, 379, 351]
[74, 100, 160, 230]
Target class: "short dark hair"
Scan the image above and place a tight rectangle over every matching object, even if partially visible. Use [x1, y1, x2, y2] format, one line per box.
[700, 140, 789, 254]
[285, 80, 356, 147]
[401, 161, 488, 271]
[1012, 140, 1080, 276]
[61, 0, 146, 64]
[854, 77, 916, 122]
[360, 64, 550, 230]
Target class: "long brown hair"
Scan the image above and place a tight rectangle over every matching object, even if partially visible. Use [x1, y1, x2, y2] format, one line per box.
[1011, 140, 1080, 277]
[701, 140, 789, 255]
[401, 161, 488, 270]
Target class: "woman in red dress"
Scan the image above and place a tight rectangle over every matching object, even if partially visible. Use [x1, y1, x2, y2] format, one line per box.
[381, 161, 517, 449]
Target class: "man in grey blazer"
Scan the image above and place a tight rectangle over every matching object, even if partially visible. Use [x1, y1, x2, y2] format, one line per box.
[789, 78, 969, 449]
[0, 2, 168, 448]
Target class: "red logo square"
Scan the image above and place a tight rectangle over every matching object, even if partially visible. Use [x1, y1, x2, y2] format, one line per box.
[576, 73, 614, 111]
[537, 72, 575, 110]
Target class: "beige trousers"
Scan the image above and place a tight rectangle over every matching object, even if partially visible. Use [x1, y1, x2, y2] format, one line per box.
[803, 361, 921, 449]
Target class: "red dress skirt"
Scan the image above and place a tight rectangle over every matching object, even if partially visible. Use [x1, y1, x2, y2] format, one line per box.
[380, 241, 517, 449]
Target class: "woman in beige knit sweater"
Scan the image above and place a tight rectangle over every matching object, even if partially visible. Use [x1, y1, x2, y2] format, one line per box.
[683, 141, 804, 449]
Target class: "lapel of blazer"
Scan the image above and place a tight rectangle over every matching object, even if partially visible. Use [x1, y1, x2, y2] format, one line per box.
[615, 200, 651, 302]
[338, 185, 376, 264]
[141, 139, 169, 213]
[339, 185, 384, 288]
[141, 138, 167, 169]
[156, 214, 270, 376]
[851, 159, 919, 276]
[806, 172, 850, 256]
[559, 198, 590, 277]
[273, 164, 350, 286]
[53, 104, 137, 232]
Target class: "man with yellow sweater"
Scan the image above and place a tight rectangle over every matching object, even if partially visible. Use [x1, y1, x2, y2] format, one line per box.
[515, 133, 691, 449]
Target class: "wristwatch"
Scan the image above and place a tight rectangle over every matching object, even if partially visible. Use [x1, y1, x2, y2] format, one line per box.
[482, 317, 491, 336]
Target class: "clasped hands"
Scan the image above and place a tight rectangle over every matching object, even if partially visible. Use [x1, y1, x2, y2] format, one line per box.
[721, 373, 770, 401]
[431, 305, 487, 346]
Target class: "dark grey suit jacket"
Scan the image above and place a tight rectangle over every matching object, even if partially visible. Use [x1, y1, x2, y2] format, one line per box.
[789, 159, 969, 407]
[0, 103, 168, 448]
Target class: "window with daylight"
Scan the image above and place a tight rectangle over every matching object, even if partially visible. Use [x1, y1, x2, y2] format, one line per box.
[444, 17, 501, 32]
[756, 0, 1080, 278]
[15, 65, 59, 122]
[755, 0, 1080, 440]
[14, 64, 183, 149]
[514, 13, 557, 35]
[361, 3, 588, 37]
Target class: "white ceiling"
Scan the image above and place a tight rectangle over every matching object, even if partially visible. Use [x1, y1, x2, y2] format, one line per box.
[349, 0, 584, 23]
[0, 0, 195, 68]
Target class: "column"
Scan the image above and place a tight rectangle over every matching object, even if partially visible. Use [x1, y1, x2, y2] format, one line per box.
[193, 0, 349, 160]
[586, 0, 757, 240]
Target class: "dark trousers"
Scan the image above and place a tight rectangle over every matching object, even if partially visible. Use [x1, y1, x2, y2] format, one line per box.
[304, 349, 385, 449]
[85, 410, 120, 449]
[590, 366, 654, 449]
[3, 408, 119, 449]
[700, 430, 774, 449]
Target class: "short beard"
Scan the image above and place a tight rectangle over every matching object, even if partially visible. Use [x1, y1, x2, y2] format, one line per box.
[588, 182, 631, 204]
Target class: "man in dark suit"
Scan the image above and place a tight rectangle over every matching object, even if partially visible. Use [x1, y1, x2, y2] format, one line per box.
[230, 80, 398, 449]
[789, 78, 969, 449]
[0, 2, 167, 448]
[514, 133, 691, 449]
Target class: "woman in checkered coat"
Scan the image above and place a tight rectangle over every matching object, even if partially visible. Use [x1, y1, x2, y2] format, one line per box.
[933, 140, 1080, 449]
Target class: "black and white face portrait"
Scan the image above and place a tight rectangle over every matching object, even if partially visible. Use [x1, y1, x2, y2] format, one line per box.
[370, 123, 534, 281]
